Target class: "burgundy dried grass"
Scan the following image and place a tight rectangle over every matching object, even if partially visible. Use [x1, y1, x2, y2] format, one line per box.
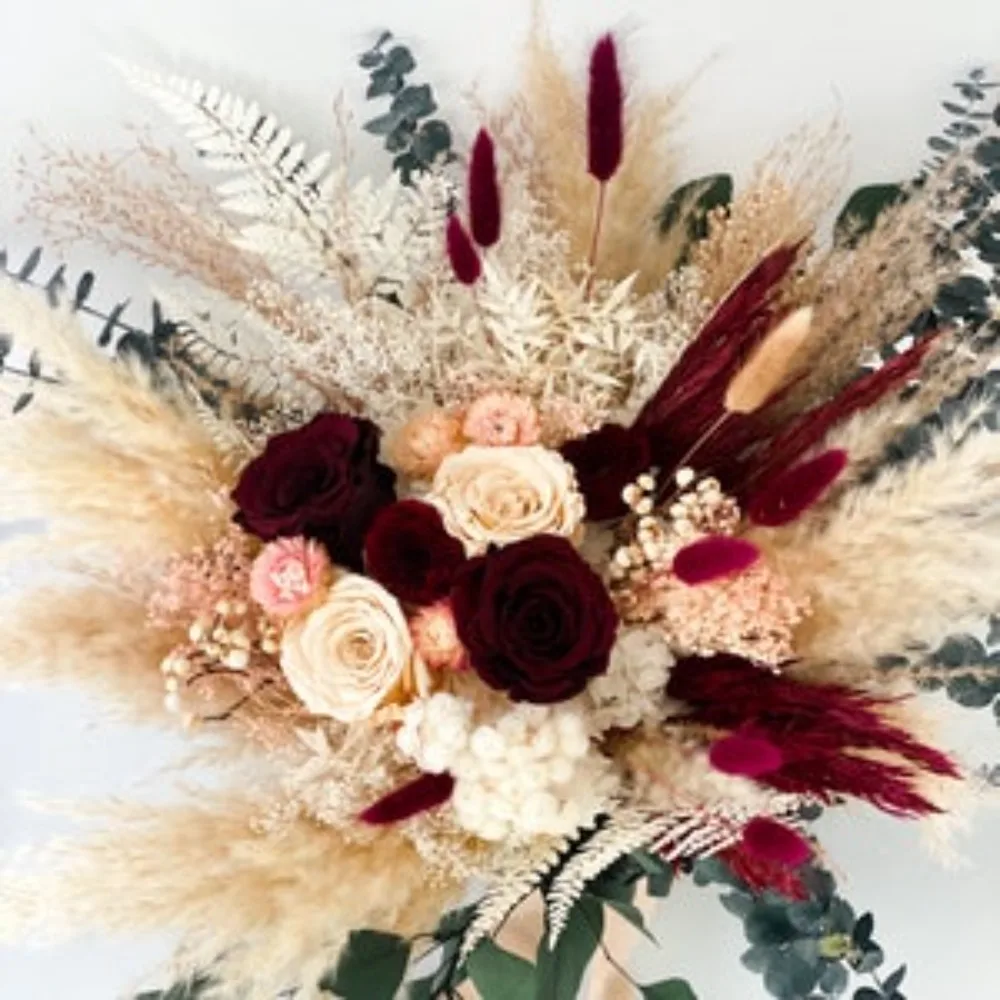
[468, 129, 502, 248]
[446, 214, 482, 286]
[747, 448, 848, 527]
[672, 536, 761, 586]
[359, 772, 456, 825]
[587, 34, 624, 182]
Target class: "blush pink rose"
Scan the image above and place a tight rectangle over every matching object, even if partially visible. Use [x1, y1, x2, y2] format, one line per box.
[250, 537, 332, 617]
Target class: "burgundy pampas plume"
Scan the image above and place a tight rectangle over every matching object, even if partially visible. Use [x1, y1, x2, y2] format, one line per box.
[747, 449, 849, 527]
[468, 129, 502, 248]
[587, 33, 624, 182]
[446, 214, 481, 285]
[741, 817, 813, 868]
[672, 535, 760, 585]
[359, 772, 456, 825]
[667, 654, 960, 817]
[731, 333, 940, 495]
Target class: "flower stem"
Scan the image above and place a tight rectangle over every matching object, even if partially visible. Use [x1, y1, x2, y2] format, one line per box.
[584, 181, 608, 300]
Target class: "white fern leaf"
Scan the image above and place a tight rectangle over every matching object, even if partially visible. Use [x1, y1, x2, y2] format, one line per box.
[544, 809, 674, 947]
[459, 838, 571, 961]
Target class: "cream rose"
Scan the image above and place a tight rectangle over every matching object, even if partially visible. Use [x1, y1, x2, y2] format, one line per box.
[429, 445, 586, 554]
[280, 574, 413, 723]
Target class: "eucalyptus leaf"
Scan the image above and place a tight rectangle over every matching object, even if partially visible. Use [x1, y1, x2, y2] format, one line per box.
[853, 945, 884, 974]
[412, 119, 453, 164]
[818, 961, 849, 996]
[851, 913, 874, 947]
[834, 184, 904, 246]
[319, 929, 411, 1000]
[882, 964, 907, 994]
[640, 979, 698, 1000]
[391, 84, 436, 122]
[467, 940, 536, 1000]
[763, 951, 820, 1000]
[535, 896, 603, 1000]
[852, 989, 882, 1000]
[741, 945, 775, 974]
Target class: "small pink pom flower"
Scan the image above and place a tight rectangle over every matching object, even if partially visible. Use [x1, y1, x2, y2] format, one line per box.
[410, 602, 467, 672]
[249, 537, 331, 617]
[462, 392, 540, 447]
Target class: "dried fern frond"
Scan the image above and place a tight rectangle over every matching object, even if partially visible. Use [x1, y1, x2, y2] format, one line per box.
[113, 62, 345, 286]
[762, 425, 1000, 665]
[17, 128, 274, 302]
[517, 15, 686, 292]
[0, 795, 459, 1000]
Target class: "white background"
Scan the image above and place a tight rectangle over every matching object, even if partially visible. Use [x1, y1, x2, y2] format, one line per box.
[2, 0, 1000, 997]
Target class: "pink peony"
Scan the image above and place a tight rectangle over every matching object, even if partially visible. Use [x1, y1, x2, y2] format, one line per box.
[249, 537, 332, 617]
[462, 392, 541, 447]
[409, 602, 467, 672]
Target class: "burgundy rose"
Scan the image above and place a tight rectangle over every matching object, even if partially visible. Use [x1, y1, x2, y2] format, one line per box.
[364, 499, 467, 606]
[561, 423, 651, 521]
[450, 535, 618, 703]
[232, 412, 396, 570]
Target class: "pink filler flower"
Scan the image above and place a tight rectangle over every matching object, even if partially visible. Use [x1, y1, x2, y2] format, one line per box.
[462, 392, 540, 447]
[249, 537, 332, 617]
[409, 602, 467, 672]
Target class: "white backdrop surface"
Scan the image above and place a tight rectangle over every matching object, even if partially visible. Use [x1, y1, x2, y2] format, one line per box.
[2, 1, 1000, 997]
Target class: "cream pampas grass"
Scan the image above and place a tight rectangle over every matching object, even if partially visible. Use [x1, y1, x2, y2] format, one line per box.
[0, 283, 232, 561]
[0, 794, 460, 1000]
[759, 428, 1000, 665]
[519, 16, 686, 292]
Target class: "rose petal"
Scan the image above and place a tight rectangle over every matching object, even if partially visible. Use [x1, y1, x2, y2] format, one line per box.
[741, 817, 812, 868]
[747, 449, 849, 527]
[672, 536, 760, 585]
[359, 772, 456, 825]
[710, 733, 784, 777]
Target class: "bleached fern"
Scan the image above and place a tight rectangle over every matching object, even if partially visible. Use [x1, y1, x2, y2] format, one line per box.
[543, 808, 674, 947]
[113, 62, 342, 280]
[459, 836, 573, 961]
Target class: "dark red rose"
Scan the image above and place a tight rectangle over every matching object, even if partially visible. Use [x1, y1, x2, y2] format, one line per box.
[232, 412, 396, 570]
[561, 423, 651, 521]
[365, 499, 467, 606]
[450, 535, 618, 703]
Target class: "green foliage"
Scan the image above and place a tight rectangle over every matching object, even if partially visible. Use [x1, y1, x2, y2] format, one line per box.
[358, 31, 454, 184]
[134, 975, 213, 1000]
[658, 174, 733, 262]
[466, 940, 536, 1000]
[640, 979, 699, 999]
[318, 929, 411, 1000]
[693, 858, 906, 1000]
[535, 895, 604, 1000]
[833, 184, 905, 247]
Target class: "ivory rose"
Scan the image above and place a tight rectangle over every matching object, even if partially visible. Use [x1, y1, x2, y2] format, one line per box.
[429, 445, 585, 555]
[280, 574, 413, 722]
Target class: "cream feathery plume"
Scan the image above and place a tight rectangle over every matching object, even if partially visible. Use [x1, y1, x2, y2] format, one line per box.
[758, 428, 1000, 666]
[0, 283, 232, 561]
[724, 306, 814, 414]
[0, 794, 461, 1000]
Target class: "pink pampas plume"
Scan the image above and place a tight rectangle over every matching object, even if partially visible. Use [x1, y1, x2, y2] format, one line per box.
[468, 129, 502, 248]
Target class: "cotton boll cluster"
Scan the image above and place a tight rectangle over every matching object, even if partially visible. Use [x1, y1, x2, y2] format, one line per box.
[587, 626, 674, 731]
[396, 694, 619, 841]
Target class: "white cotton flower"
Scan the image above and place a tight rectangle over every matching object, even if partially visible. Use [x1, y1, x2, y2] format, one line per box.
[396, 692, 473, 774]
[587, 626, 675, 732]
[279, 574, 412, 723]
[428, 445, 586, 554]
